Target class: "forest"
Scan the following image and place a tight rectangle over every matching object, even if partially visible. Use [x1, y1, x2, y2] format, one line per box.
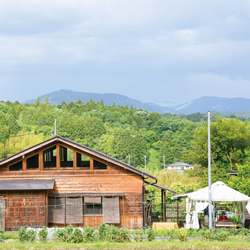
[0, 97, 249, 196]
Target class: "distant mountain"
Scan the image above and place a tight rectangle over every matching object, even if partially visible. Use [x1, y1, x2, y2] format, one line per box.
[24, 89, 175, 113]
[176, 96, 250, 114]
[24, 91, 250, 115]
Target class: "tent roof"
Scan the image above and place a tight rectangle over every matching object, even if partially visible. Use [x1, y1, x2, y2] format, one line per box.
[172, 181, 250, 202]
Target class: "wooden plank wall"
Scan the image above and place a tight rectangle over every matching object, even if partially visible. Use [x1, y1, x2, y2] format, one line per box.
[0, 191, 45, 231]
[0, 141, 147, 230]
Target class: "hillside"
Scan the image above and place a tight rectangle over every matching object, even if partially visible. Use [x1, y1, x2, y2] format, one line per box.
[24, 90, 250, 115]
[24, 89, 175, 114]
[176, 96, 250, 114]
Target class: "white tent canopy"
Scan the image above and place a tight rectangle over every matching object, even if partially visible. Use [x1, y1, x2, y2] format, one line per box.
[172, 181, 250, 202]
[172, 181, 250, 229]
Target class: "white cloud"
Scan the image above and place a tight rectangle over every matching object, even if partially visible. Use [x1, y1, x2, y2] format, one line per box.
[189, 74, 250, 99]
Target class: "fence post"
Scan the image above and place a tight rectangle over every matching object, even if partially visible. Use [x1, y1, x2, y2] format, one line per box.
[54, 197, 56, 227]
[0, 205, 3, 230]
[93, 197, 95, 229]
[26, 197, 28, 228]
[133, 197, 135, 229]
[74, 197, 76, 228]
[103, 197, 105, 225]
[35, 198, 37, 228]
[123, 195, 125, 228]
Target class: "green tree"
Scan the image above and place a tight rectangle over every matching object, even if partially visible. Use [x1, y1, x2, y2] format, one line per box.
[228, 163, 250, 196]
[160, 132, 174, 165]
[190, 116, 250, 184]
[8, 114, 19, 135]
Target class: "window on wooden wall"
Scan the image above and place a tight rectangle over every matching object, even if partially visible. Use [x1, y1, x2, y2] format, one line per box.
[43, 146, 56, 169]
[60, 146, 73, 168]
[48, 197, 83, 225]
[76, 153, 90, 170]
[93, 160, 107, 170]
[26, 154, 39, 170]
[84, 197, 102, 215]
[9, 161, 23, 171]
[103, 196, 120, 224]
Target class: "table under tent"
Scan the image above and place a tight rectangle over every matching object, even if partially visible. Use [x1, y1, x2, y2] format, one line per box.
[172, 181, 250, 229]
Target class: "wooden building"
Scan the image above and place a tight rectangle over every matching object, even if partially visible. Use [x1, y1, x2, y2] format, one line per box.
[0, 136, 172, 231]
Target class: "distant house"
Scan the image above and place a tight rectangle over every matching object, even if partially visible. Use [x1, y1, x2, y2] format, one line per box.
[165, 162, 194, 173]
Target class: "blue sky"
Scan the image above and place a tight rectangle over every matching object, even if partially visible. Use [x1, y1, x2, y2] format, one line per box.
[1, 0, 250, 105]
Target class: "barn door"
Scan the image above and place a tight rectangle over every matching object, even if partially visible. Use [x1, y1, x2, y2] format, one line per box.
[0, 199, 5, 231]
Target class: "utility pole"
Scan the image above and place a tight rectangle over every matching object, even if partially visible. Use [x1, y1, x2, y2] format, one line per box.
[144, 155, 147, 172]
[54, 119, 56, 136]
[208, 111, 212, 229]
[163, 155, 166, 169]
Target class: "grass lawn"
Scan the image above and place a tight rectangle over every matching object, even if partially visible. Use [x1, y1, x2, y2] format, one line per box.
[1, 233, 250, 250]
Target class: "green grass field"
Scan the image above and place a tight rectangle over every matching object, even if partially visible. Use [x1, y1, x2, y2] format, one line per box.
[1, 232, 250, 250]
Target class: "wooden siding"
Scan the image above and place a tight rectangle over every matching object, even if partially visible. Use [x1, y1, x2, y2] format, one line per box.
[0, 140, 146, 230]
[0, 191, 46, 231]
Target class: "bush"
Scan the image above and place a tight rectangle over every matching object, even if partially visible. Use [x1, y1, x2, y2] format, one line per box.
[53, 225, 73, 242]
[72, 228, 83, 243]
[200, 228, 229, 242]
[116, 228, 130, 243]
[19, 227, 36, 242]
[106, 225, 119, 242]
[98, 223, 108, 241]
[239, 228, 250, 236]
[19, 227, 27, 243]
[133, 229, 144, 242]
[0, 231, 5, 242]
[177, 228, 188, 241]
[26, 229, 36, 242]
[168, 229, 178, 241]
[146, 227, 155, 241]
[83, 225, 96, 243]
[38, 226, 48, 243]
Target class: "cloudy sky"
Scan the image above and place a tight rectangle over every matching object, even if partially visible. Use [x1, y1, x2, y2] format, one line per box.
[1, 0, 250, 105]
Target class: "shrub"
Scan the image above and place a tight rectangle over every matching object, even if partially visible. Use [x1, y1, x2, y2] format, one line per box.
[106, 225, 119, 242]
[26, 229, 36, 242]
[19, 227, 36, 242]
[53, 228, 65, 242]
[177, 228, 188, 241]
[83, 225, 96, 243]
[19, 227, 27, 243]
[38, 226, 48, 243]
[53, 225, 74, 243]
[133, 229, 144, 242]
[98, 223, 108, 241]
[168, 229, 178, 241]
[146, 227, 156, 241]
[200, 228, 229, 241]
[116, 228, 130, 243]
[0, 231, 5, 242]
[72, 228, 83, 243]
[239, 228, 250, 236]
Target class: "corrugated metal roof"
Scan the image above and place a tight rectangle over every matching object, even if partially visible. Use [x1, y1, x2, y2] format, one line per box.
[0, 135, 157, 180]
[0, 179, 55, 190]
[49, 192, 125, 197]
[165, 162, 194, 168]
[145, 181, 176, 193]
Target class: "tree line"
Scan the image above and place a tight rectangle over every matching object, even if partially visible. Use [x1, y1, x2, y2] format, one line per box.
[0, 97, 249, 195]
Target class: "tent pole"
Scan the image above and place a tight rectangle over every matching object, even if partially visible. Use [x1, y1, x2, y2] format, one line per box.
[208, 111, 213, 229]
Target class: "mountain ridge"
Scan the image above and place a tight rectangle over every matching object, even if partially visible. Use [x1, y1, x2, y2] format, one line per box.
[24, 90, 250, 114]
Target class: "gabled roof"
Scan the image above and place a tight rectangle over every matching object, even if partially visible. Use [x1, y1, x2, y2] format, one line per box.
[0, 135, 157, 181]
